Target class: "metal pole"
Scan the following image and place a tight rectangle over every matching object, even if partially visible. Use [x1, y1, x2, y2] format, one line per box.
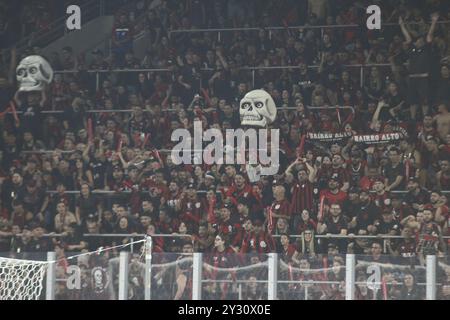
[238, 283, 242, 300]
[360, 66, 364, 88]
[118, 251, 129, 300]
[144, 236, 152, 300]
[46, 252, 56, 300]
[96, 72, 100, 92]
[345, 254, 355, 300]
[426, 255, 436, 300]
[130, 237, 134, 254]
[192, 252, 203, 300]
[268, 253, 278, 300]
[252, 70, 255, 88]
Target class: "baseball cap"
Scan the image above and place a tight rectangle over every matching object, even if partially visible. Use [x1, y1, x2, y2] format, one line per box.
[329, 173, 340, 181]
[205, 171, 215, 180]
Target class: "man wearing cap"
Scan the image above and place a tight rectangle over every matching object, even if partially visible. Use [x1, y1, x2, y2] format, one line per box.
[404, 176, 430, 210]
[377, 207, 401, 236]
[319, 175, 348, 210]
[329, 154, 350, 192]
[199, 171, 216, 191]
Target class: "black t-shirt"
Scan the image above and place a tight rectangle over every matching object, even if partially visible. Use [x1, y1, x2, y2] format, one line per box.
[76, 195, 99, 221]
[52, 169, 76, 190]
[324, 215, 349, 234]
[408, 43, 432, 75]
[404, 188, 430, 206]
[383, 162, 405, 190]
[19, 101, 43, 137]
[354, 202, 381, 231]
[377, 219, 400, 235]
[89, 160, 106, 189]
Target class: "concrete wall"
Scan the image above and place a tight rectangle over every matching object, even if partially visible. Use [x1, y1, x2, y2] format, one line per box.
[42, 16, 115, 58]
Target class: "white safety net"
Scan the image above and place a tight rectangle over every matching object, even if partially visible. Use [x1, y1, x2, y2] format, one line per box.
[0, 257, 47, 300]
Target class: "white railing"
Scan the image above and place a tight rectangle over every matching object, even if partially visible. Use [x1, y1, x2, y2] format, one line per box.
[36, 247, 444, 300]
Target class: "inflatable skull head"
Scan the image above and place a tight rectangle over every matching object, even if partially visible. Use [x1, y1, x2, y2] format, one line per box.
[240, 89, 277, 127]
[16, 55, 53, 92]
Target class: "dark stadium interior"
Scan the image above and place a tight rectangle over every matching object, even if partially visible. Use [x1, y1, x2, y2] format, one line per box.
[0, 0, 449, 300]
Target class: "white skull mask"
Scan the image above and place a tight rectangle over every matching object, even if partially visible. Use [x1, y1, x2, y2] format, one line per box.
[16, 55, 54, 92]
[239, 89, 277, 127]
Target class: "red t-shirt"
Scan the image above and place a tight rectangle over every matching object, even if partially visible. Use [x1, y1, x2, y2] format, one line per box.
[320, 189, 348, 207]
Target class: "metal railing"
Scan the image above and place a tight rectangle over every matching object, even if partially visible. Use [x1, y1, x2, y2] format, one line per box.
[12, 103, 355, 116]
[168, 20, 450, 41]
[21, 62, 393, 94]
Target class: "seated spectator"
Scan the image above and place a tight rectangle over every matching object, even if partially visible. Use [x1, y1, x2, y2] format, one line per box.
[54, 202, 77, 233]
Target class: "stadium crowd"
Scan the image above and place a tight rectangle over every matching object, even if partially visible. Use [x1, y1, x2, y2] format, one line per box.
[0, 0, 450, 299]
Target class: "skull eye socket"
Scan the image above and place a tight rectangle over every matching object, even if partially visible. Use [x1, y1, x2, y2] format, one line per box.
[255, 101, 264, 108]
[29, 67, 38, 74]
[17, 68, 26, 76]
[241, 102, 251, 109]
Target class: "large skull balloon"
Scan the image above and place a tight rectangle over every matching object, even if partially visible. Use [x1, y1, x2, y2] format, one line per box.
[16, 55, 54, 92]
[239, 89, 277, 127]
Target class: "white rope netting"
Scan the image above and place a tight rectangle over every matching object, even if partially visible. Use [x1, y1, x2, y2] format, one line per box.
[0, 257, 47, 300]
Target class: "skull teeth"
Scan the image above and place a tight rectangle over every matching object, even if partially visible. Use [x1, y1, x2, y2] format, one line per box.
[243, 115, 262, 121]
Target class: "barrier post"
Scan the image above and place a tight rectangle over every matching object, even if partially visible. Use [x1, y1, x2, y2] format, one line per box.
[46, 252, 56, 300]
[345, 254, 355, 300]
[192, 253, 203, 300]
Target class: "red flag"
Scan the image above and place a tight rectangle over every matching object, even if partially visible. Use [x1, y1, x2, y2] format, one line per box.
[405, 159, 410, 181]
[296, 134, 306, 158]
[10, 101, 20, 127]
[382, 278, 388, 300]
[116, 138, 123, 153]
[87, 118, 93, 142]
[207, 197, 216, 224]
[318, 195, 325, 222]
[200, 88, 212, 107]
[0, 105, 11, 118]
[267, 206, 274, 233]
